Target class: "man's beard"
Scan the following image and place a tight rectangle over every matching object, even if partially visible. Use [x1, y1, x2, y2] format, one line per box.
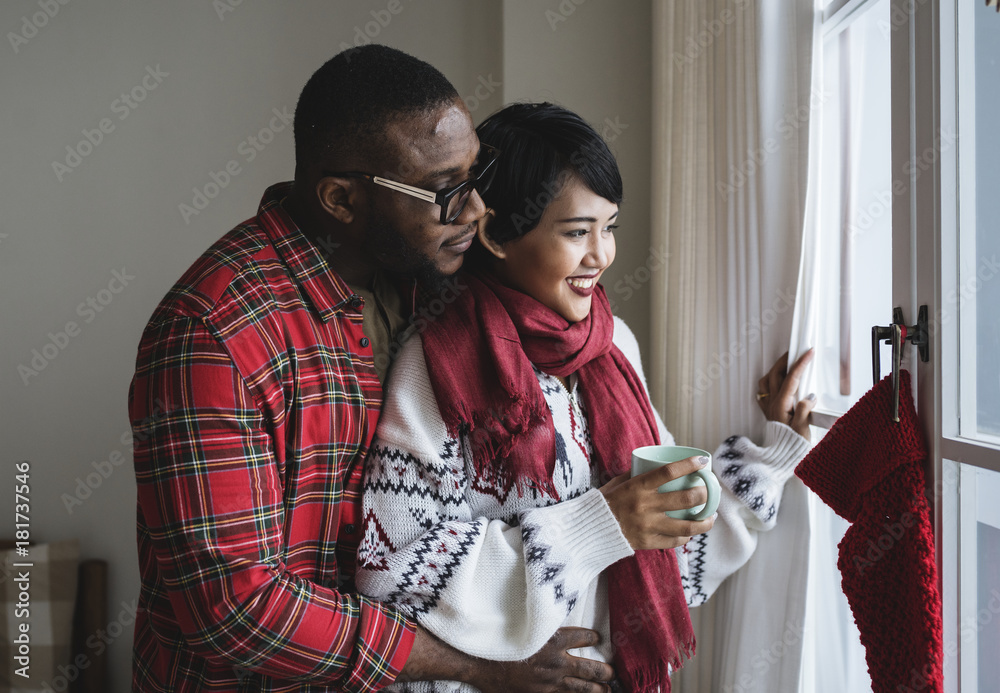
[362, 202, 453, 294]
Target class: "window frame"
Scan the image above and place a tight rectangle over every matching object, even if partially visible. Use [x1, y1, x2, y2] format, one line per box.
[901, 0, 1000, 689]
[811, 0, 1000, 688]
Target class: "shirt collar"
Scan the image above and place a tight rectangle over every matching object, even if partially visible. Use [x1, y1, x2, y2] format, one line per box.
[256, 182, 358, 322]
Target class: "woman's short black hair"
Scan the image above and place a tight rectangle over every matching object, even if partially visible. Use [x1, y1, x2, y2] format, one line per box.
[293, 45, 459, 176]
[475, 102, 623, 245]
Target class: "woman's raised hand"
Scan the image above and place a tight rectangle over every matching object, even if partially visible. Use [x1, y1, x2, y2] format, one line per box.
[756, 349, 816, 441]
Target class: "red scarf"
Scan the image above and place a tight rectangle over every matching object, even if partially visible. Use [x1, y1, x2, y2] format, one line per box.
[421, 270, 694, 692]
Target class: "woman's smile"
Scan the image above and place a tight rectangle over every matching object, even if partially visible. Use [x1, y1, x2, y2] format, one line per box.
[566, 274, 599, 295]
[488, 174, 618, 322]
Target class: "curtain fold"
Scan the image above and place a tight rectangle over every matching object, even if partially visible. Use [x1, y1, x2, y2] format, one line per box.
[787, 7, 876, 692]
[651, 1, 818, 690]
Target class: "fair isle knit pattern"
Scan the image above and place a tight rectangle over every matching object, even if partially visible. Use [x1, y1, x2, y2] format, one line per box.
[356, 318, 810, 692]
[357, 349, 625, 669]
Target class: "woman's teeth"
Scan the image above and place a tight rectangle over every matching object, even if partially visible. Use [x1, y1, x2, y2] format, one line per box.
[568, 277, 594, 289]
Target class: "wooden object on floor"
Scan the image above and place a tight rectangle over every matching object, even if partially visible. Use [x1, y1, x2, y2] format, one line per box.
[71, 559, 108, 693]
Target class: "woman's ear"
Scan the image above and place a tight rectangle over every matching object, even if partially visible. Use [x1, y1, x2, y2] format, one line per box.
[315, 176, 358, 225]
[476, 210, 506, 260]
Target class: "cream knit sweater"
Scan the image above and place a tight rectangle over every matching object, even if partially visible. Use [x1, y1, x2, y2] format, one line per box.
[356, 317, 809, 692]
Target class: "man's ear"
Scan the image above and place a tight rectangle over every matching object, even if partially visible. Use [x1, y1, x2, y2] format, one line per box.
[315, 176, 359, 225]
[476, 210, 506, 260]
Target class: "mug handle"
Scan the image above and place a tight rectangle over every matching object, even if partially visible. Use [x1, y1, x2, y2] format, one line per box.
[688, 469, 721, 521]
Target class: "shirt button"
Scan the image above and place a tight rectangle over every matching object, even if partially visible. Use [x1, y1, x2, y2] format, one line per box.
[344, 524, 356, 534]
[350, 296, 363, 309]
[360, 337, 370, 348]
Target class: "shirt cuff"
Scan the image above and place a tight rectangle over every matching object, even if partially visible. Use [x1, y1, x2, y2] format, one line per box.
[339, 596, 417, 693]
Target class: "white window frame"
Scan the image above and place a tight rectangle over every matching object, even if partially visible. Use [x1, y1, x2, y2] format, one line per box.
[811, 0, 1000, 689]
[899, 0, 1000, 690]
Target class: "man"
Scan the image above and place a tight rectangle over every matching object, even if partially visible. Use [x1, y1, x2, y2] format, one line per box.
[130, 45, 711, 692]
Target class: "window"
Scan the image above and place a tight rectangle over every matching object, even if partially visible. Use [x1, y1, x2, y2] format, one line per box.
[939, 2, 1000, 690]
[797, 4, 896, 691]
[813, 1, 1000, 689]
[958, 1, 1000, 444]
[812, 0, 894, 423]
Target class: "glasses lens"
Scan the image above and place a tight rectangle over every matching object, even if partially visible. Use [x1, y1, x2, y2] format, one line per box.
[444, 184, 473, 224]
[476, 158, 497, 194]
[442, 146, 499, 224]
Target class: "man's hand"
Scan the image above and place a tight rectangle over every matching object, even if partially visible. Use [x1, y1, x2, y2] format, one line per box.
[398, 625, 615, 692]
[757, 349, 816, 441]
[470, 628, 615, 693]
[599, 457, 716, 550]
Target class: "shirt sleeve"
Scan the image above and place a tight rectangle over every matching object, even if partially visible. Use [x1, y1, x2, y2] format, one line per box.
[355, 335, 633, 661]
[131, 315, 415, 691]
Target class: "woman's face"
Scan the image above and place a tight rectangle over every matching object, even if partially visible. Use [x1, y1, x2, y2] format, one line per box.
[490, 174, 618, 323]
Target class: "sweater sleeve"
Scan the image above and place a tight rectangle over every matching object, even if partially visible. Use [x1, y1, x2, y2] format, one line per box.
[355, 334, 634, 661]
[682, 421, 810, 605]
[610, 317, 811, 607]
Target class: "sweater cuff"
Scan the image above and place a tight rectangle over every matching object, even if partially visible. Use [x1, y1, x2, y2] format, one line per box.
[760, 421, 812, 479]
[526, 489, 634, 582]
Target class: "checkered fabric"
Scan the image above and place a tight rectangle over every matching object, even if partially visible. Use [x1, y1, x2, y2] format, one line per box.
[129, 182, 415, 692]
[0, 540, 79, 693]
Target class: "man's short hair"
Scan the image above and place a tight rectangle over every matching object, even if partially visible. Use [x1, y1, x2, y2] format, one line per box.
[293, 45, 460, 177]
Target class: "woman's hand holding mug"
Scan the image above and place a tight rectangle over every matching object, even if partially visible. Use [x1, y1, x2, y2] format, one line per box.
[599, 452, 718, 551]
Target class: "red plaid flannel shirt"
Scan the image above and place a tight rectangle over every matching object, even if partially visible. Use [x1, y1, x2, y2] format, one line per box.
[129, 182, 416, 692]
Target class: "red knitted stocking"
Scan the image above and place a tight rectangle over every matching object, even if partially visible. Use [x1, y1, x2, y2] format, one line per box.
[796, 371, 943, 693]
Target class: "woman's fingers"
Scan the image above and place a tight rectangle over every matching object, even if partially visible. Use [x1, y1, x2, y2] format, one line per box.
[772, 349, 814, 417]
[757, 375, 770, 413]
[766, 351, 789, 398]
[759, 348, 815, 427]
[791, 394, 817, 441]
[778, 349, 814, 399]
[634, 456, 708, 490]
[639, 515, 716, 550]
[598, 470, 630, 494]
[648, 485, 708, 514]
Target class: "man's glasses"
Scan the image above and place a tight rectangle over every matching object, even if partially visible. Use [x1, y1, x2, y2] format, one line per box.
[323, 143, 500, 225]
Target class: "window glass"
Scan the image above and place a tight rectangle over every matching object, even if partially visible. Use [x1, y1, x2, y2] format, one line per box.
[973, 7, 1000, 438]
[814, 0, 892, 416]
[976, 521, 1000, 689]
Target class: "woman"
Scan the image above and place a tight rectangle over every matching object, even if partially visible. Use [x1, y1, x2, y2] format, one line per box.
[356, 103, 813, 692]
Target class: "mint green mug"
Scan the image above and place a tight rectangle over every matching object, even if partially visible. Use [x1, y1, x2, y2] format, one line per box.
[630, 445, 721, 521]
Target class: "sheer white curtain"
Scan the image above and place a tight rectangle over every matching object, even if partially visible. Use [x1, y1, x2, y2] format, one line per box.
[650, 1, 819, 690]
[787, 6, 885, 691]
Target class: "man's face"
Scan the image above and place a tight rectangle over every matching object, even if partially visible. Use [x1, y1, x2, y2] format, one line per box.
[361, 98, 486, 289]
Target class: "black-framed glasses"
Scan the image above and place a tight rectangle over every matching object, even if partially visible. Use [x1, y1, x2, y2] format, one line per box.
[323, 143, 500, 225]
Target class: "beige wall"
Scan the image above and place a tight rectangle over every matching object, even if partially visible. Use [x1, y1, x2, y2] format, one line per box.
[502, 0, 655, 352]
[0, 1, 651, 688]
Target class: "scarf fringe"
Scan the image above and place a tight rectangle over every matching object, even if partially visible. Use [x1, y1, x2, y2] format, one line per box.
[444, 398, 560, 500]
[618, 641, 695, 693]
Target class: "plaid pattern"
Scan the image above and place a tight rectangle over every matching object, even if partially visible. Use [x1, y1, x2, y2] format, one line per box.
[129, 182, 415, 692]
[0, 540, 79, 693]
